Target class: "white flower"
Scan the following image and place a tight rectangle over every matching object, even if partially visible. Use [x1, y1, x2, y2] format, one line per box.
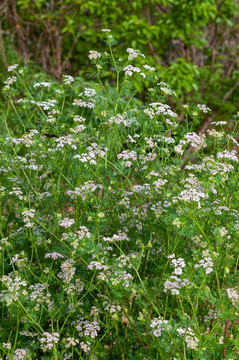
[13, 349, 28, 360]
[227, 288, 239, 306]
[123, 65, 145, 78]
[40, 332, 59, 349]
[197, 104, 211, 113]
[33, 82, 51, 88]
[45, 252, 64, 260]
[127, 48, 145, 61]
[89, 50, 101, 60]
[62, 75, 74, 84]
[220, 227, 228, 237]
[154, 329, 161, 337]
[8, 64, 18, 72]
[219, 336, 224, 345]
[58, 218, 75, 228]
[102, 28, 111, 32]
[143, 64, 155, 71]
[4, 76, 17, 85]
[211, 121, 227, 125]
[217, 150, 238, 162]
[184, 132, 206, 151]
[83, 88, 96, 97]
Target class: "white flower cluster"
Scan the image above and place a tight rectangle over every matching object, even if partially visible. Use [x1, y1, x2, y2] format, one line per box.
[76, 226, 91, 240]
[29, 283, 51, 307]
[151, 201, 165, 218]
[164, 256, 189, 295]
[118, 150, 137, 167]
[72, 98, 95, 108]
[58, 259, 76, 283]
[58, 218, 75, 228]
[74, 143, 109, 165]
[65, 337, 79, 349]
[45, 252, 64, 260]
[0, 274, 27, 304]
[219, 226, 228, 237]
[62, 75, 74, 84]
[76, 317, 100, 338]
[10, 253, 27, 266]
[89, 50, 101, 60]
[88, 261, 109, 271]
[177, 327, 199, 349]
[174, 140, 186, 155]
[153, 178, 168, 191]
[123, 65, 146, 78]
[176, 174, 208, 209]
[4, 76, 17, 85]
[80, 341, 91, 353]
[127, 48, 145, 61]
[227, 288, 239, 306]
[197, 104, 211, 113]
[195, 255, 214, 274]
[207, 129, 224, 138]
[147, 102, 178, 118]
[11, 129, 39, 148]
[107, 113, 138, 127]
[168, 254, 186, 275]
[65, 279, 84, 296]
[118, 150, 137, 161]
[66, 181, 103, 201]
[13, 348, 28, 360]
[186, 156, 234, 176]
[143, 64, 155, 71]
[157, 82, 176, 96]
[39, 332, 59, 349]
[73, 115, 86, 122]
[111, 270, 133, 287]
[217, 150, 238, 162]
[204, 309, 218, 322]
[211, 121, 227, 125]
[8, 64, 18, 72]
[55, 135, 76, 149]
[22, 209, 35, 228]
[30, 99, 57, 110]
[103, 301, 121, 314]
[81, 88, 96, 97]
[33, 82, 51, 88]
[164, 276, 190, 295]
[184, 132, 207, 151]
[103, 231, 129, 242]
[70, 124, 86, 133]
[150, 318, 172, 337]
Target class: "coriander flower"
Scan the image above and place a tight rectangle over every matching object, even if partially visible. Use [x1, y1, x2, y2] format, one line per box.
[127, 48, 145, 60]
[58, 218, 75, 228]
[45, 252, 64, 260]
[197, 104, 211, 113]
[8, 64, 18, 72]
[62, 75, 74, 84]
[33, 82, 51, 88]
[89, 50, 101, 60]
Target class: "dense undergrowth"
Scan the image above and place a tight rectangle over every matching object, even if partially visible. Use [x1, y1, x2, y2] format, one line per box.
[0, 31, 239, 360]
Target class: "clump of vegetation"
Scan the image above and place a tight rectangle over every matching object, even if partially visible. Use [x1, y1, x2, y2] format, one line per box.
[0, 30, 238, 360]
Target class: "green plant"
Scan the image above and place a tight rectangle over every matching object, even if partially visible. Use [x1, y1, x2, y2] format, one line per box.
[0, 31, 238, 360]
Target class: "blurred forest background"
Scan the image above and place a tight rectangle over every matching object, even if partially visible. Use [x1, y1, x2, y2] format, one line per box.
[0, 0, 239, 130]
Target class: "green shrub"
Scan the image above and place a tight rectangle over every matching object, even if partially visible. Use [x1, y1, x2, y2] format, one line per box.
[0, 31, 238, 360]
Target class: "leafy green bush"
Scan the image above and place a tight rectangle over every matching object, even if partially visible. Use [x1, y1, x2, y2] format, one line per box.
[0, 31, 239, 360]
[1, 0, 239, 123]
